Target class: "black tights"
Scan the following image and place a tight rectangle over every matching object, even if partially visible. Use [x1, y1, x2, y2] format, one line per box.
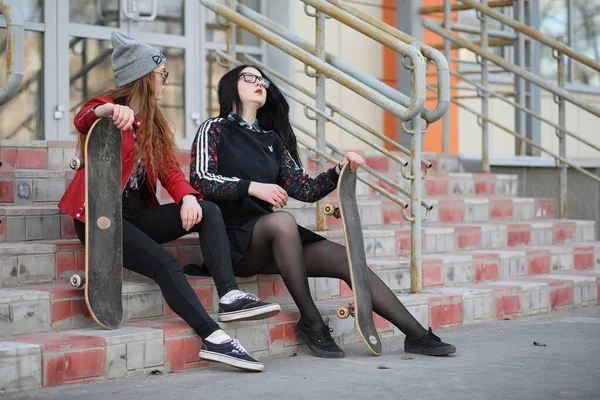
[74, 195, 239, 339]
[235, 212, 427, 338]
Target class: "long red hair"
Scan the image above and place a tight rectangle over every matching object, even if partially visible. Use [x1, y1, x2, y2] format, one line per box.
[76, 72, 178, 175]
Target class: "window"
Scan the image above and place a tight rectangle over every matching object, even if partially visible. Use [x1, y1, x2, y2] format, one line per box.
[0, 1, 44, 140]
[540, 0, 600, 87]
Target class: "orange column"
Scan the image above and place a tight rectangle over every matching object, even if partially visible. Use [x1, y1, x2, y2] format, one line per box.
[382, 0, 459, 154]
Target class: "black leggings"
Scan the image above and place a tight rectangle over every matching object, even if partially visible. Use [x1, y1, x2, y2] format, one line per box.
[235, 212, 427, 338]
[74, 193, 238, 339]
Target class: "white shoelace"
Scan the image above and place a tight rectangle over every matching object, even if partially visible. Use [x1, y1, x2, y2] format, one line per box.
[230, 339, 248, 354]
[223, 291, 259, 304]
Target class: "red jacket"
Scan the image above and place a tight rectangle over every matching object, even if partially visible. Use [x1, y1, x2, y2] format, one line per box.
[58, 96, 201, 222]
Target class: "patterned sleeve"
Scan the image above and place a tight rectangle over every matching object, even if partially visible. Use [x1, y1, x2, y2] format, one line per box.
[190, 118, 251, 201]
[277, 139, 339, 203]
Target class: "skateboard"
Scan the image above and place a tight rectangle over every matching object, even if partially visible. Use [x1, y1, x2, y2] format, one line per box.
[68, 117, 123, 330]
[323, 164, 382, 356]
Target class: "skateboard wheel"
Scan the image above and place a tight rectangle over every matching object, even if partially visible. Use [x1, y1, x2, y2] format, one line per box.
[70, 273, 85, 288]
[337, 306, 350, 319]
[69, 157, 84, 171]
[323, 203, 335, 216]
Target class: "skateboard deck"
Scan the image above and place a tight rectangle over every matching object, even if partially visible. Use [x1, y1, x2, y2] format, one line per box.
[69, 117, 123, 330]
[323, 164, 382, 356]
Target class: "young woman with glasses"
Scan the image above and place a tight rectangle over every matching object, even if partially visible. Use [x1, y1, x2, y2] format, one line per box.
[188, 65, 456, 359]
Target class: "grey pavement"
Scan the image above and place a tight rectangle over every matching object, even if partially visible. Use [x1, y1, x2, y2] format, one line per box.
[6, 306, 600, 400]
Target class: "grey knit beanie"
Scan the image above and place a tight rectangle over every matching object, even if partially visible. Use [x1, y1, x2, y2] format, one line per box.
[111, 31, 166, 88]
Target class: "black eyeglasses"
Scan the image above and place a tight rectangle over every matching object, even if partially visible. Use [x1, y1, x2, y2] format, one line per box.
[154, 70, 169, 83]
[239, 72, 270, 89]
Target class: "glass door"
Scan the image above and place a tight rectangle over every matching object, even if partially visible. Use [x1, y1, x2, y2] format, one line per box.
[57, 0, 202, 144]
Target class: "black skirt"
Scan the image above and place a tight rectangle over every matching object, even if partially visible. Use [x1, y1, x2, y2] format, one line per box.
[228, 215, 326, 265]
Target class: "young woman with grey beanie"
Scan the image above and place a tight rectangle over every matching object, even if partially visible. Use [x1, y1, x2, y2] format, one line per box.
[58, 32, 279, 372]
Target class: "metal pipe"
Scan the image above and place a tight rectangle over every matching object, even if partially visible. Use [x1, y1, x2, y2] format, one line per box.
[225, 0, 237, 69]
[555, 36, 567, 219]
[410, 117, 423, 293]
[300, 0, 426, 121]
[199, 0, 416, 120]
[480, 0, 490, 173]
[458, 0, 600, 73]
[409, 42, 423, 293]
[442, 0, 451, 153]
[0, 0, 24, 105]
[241, 52, 432, 168]
[315, 10, 327, 231]
[290, 121, 433, 211]
[294, 132, 410, 209]
[422, 20, 600, 118]
[428, 84, 600, 183]
[515, 0, 526, 155]
[235, 2, 425, 121]
[419, 0, 513, 14]
[324, 0, 449, 122]
[450, 70, 600, 153]
[447, 22, 517, 39]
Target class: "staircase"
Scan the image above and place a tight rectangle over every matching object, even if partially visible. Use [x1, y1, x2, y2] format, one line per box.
[0, 139, 598, 393]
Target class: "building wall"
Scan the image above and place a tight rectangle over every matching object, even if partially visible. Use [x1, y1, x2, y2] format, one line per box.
[291, 0, 385, 151]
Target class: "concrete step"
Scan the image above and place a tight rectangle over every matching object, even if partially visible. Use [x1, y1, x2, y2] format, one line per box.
[0, 196, 557, 243]
[0, 257, 408, 337]
[359, 171, 519, 199]
[285, 196, 556, 230]
[1, 242, 598, 339]
[321, 219, 596, 257]
[1, 270, 598, 393]
[0, 170, 73, 206]
[0, 205, 73, 242]
[0, 236, 205, 287]
[0, 219, 595, 286]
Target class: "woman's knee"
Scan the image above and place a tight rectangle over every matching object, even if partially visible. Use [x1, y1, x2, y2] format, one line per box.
[197, 200, 224, 225]
[268, 212, 298, 236]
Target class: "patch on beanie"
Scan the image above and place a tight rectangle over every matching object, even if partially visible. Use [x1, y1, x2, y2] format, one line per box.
[152, 53, 165, 65]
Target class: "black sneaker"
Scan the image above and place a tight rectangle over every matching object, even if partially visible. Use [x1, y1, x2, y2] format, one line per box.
[218, 291, 281, 322]
[295, 319, 345, 358]
[404, 328, 456, 356]
[199, 338, 264, 372]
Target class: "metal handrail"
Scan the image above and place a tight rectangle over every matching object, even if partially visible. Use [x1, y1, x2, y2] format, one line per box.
[422, 19, 600, 119]
[458, 0, 600, 73]
[200, 0, 422, 121]
[324, 0, 449, 123]
[234, 1, 427, 122]
[301, 0, 426, 121]
[293, 121, 433, 218]
[419, 0, 513, 14]
[427, 84, 600, 183]
[451, 70, 600, 154]
[240, 53, 433, 170]
[0, 0, 24, 105]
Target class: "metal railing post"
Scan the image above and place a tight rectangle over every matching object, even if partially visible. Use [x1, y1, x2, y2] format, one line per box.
[315, 9, 327, 232]
[225, 0, 237, 69]
[442, 0, 451, 153]
[554, 36, 567, 219]
[514, 0, 526, 155]
[0, 0, 24, 105]
[408, 45, 423, 293]
[479, 0, 490, 173]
